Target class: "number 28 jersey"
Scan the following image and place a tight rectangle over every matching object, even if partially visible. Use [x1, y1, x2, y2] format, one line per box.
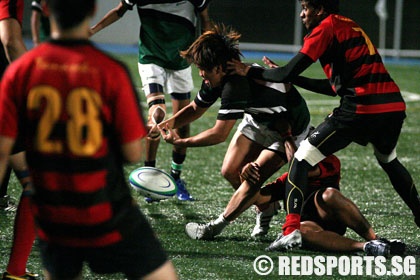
[0, 40, 147, 247]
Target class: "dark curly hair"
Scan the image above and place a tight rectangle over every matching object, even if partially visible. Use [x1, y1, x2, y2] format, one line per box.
[299, 0, 340, 14]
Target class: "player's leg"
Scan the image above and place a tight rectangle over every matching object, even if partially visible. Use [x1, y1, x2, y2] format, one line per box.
[371, 111, 420, 228]
[280, 119, 352, 249]
[86, 207, 178, 280]
[38, 240, 83, 280]
[299, 189, 397, 256]
[375, 148, 420, 227]
[223, 149, 285, 221]
[167, 67, 194, 201]
[138, 63, 166, 168]
[313, 188, 375, 241]
[221, 130, 263, 189]
[4, 152, 37, 279]
[185, 148, 286, 240]
[170, 94, 191, 201]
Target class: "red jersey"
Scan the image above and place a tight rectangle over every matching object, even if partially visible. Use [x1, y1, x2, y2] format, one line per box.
[273, 154, 341, 194]
[300, 14, 406, 115]
[0, 40, 147, 247]
[0, 0, 24, 24]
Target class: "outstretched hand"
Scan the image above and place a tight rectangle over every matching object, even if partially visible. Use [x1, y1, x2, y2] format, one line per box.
[227, 59, 251, 76]
[158, 123, 183, 146]
[262, 56, 279, 68]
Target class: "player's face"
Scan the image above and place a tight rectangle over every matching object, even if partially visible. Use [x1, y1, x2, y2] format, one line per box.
[198, 65, 224, 88]
[300, 1, 323, 30]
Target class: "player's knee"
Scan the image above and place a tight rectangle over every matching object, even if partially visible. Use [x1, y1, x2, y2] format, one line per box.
[320, 188, 341, 206]
[374, 147, 397, 164]
[148, 104, 166, 124]
[221, 166, 240, 187]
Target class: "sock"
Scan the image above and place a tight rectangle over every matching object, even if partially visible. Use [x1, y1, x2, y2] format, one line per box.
[282, 213, 301, 236]
[210, 214, 230, 236]
[7, 193, 36, 276]
[170, 151, 186, 181]
[170, 161, 182, 181]
[144, 160, 156, 167]
[379, 158, 420, 214]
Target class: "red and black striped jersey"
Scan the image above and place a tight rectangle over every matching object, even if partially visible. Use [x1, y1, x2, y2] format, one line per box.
[273, 154, 341, 192]
[0, 40, 147, 247]
[300, 14, 406, 115]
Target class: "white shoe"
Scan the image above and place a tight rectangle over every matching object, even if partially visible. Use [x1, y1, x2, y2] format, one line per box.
[186, 220, 227, 240]
[266, 229, 302, 251]
[251, 201, 280, 237]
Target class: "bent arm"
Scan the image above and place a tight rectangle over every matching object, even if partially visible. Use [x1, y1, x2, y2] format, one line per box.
[247, 52, 313, 82]
[90, 2, 128, 36]
[199, 7, 213, 32]
[31, 10, 41, 46]
[292, 76, 337, 96]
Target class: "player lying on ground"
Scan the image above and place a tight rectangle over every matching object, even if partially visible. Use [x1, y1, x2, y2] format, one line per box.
[157, 24, 311, 237]
[227, 0, 420, 251]
[185, 154, 405, 257]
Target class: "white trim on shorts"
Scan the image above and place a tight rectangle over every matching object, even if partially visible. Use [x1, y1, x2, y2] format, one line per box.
[138, 63, 194, 96]
[237, 114, 311, 153]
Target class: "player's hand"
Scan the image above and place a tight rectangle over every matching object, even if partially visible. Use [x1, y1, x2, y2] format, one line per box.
[227, 59, 251, 76]
[262, 56, 279, 68]
[159, 123, 182, 146]
[240, 162, 260, 184]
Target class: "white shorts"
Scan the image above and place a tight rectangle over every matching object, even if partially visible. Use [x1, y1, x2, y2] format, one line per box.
[138, 63, 194, 96]
[237, 114, 311, 153]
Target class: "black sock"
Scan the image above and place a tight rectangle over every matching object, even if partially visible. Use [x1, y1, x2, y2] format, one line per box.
[379, 158, 420, 214]
[144, 160, 156, 167]
[170, 151, 186, 181]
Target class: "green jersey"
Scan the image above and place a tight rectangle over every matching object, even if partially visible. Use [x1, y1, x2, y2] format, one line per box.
[123, 0, 211, 70]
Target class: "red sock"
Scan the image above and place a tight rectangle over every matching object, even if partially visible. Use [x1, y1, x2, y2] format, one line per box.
[282, 213, 301, 236]
[7, 195, 36, 276]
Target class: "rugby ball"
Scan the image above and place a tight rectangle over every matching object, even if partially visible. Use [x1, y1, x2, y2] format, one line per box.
[129, 167, 177, 200]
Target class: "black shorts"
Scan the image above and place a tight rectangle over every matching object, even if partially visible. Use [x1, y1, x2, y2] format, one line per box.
[307, 110, 406, 156]
[38, 207, 168, 279]
[301, 188, 346, 236]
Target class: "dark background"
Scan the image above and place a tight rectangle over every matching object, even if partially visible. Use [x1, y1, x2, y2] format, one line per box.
[21, 0, 420, 51]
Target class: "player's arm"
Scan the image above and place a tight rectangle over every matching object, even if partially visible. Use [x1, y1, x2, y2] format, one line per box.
[30, 1, 42, 46]
[121, 138, 145, 164]
[90, 2, 129, 36]
[199, 7, 213, 32]
[161, 118, 236, 147]
[291, 76, 337, 96]
[227, 52, 313, 82]
[0, 136, 15, 186]
[158, 100, 208, 132]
